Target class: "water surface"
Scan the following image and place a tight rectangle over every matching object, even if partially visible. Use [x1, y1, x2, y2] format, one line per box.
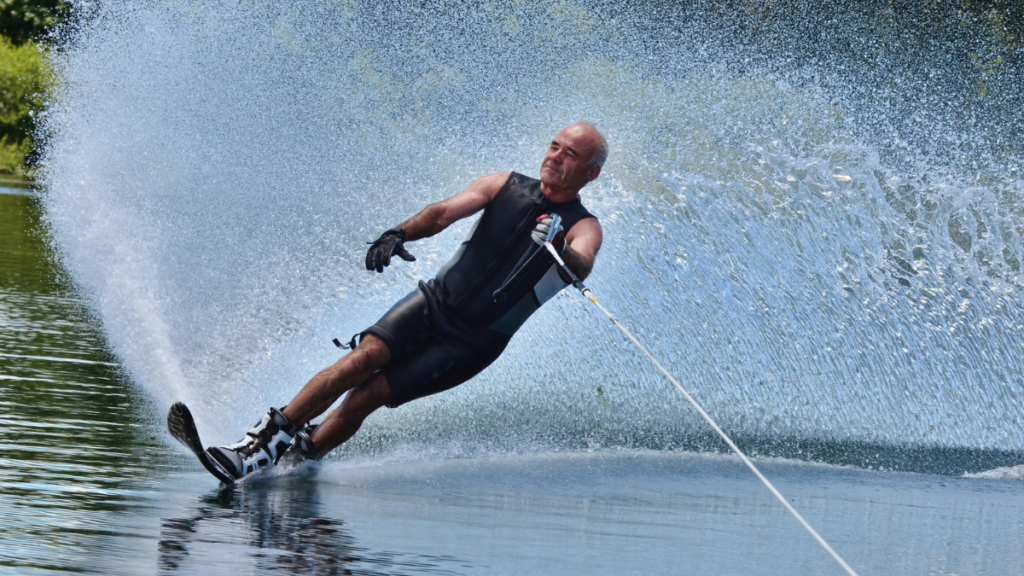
[4, 187, 1024, 575]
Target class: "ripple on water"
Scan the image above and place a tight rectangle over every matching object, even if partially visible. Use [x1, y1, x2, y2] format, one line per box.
[0, 191, 174, 573]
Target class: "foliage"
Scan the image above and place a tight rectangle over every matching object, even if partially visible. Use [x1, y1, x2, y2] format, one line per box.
[0, 0, 65, 45]
[0, 135, 29, 176]
[0, 36, 51, 176]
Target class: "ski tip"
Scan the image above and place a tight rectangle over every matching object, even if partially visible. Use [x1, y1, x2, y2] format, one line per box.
[167, 401, 202, 454]
[166, 401, 238, 486]
[167, 401, 191, 421]
[167, 402, 194, 432]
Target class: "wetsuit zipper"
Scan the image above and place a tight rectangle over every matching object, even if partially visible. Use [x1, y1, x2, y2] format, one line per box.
[446, 193, 542, 316]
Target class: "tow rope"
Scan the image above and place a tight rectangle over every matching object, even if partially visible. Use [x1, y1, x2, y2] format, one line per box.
[541, 231, 860, 576]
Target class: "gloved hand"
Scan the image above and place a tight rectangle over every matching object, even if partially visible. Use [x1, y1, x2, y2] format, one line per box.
[365, 227, 416, 273]
[531, 214, 565, 252]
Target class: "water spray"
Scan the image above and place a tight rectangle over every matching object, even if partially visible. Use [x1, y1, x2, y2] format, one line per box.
[541, 236, 861, 576]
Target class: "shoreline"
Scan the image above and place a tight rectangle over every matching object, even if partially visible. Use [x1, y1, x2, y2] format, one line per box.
[0, 177, 35, 189]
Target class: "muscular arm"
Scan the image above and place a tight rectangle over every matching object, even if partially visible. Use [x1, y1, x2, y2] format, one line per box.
[559, 217, 603, 281]
[398, 172, 510, 241]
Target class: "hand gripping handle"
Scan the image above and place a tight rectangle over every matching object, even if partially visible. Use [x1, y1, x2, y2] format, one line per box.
[493, 213, 562, 302]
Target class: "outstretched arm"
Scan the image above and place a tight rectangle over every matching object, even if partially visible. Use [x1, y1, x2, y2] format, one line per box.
[399, 172, 510, 241]
[560, 217, 602, 281]
[365, 172, 510, 273]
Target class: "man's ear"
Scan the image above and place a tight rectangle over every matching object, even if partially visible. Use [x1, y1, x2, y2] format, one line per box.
[587, 165, 602, 182]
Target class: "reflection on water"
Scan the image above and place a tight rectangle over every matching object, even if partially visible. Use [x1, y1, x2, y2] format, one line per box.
[148, 452, 1024, 576]
[158, 479, 464, 575]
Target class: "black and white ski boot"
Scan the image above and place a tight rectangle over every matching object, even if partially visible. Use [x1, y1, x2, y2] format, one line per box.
[206, 407, 298, 481]
[280, 424, 322, 467]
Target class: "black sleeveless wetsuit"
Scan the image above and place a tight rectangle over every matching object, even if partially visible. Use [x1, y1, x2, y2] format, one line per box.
[362, 172, 596, 407]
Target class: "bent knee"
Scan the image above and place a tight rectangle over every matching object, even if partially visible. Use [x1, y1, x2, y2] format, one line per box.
[343, 376, 391, 413]
[354, 333, 391, 366]
[335, 334, 390, 375]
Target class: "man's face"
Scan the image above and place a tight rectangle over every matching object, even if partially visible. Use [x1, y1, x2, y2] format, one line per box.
[539, 125, 601, 192]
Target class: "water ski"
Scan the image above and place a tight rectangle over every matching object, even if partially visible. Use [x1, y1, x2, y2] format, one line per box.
[167, 402, 236, 485]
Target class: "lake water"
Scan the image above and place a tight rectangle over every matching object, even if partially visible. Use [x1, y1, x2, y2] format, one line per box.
[4, 186, 1024, 575]
[14, 0, 1024, 572]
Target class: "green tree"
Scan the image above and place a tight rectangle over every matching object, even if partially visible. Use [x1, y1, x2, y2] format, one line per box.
[0, 36, 50, 176]
[1, 0, 65, 45]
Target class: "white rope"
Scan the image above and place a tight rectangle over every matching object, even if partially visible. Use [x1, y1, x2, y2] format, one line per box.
[544, 243, 859, 576]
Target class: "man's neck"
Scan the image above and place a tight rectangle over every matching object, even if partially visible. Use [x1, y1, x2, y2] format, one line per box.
[539, 182, 581, 203]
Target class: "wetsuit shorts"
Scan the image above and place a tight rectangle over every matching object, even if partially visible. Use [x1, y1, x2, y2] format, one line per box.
[361, 280, 512, 408]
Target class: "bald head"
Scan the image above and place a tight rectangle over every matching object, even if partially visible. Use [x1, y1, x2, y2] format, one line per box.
[575, 123, 609, 167]
[539, 123, 607, 198]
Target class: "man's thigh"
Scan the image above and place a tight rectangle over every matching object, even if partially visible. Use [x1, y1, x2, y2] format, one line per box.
[384, 333, 509, 408]
[361, 286, 432, 360]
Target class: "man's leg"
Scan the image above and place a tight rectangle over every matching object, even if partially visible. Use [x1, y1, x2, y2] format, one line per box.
[282, 334, 391, 427]
[206, 334, 392, 480]
[306, 373, 391, 455]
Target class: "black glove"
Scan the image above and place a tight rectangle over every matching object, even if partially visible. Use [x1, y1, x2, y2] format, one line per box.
[365, 227, 416, 273]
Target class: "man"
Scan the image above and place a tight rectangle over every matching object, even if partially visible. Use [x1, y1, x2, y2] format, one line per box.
[207, 123, 607, 480]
